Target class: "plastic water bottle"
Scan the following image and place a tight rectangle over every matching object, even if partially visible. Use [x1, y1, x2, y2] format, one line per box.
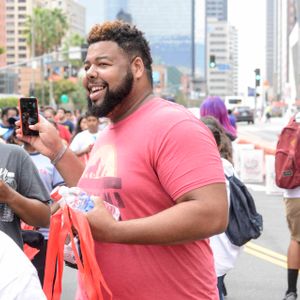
[0, 204, 14, 222]
[50, 186, 120, 220]
[0, 173, 16, 222]
[69, 189, 95, 212]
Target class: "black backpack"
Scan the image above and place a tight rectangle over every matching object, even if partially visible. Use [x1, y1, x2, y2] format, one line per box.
[225, 174, 263, 247]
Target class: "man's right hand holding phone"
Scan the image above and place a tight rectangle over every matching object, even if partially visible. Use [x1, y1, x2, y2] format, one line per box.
[16, 115, 64, 161]
[16, 115, 85, 187]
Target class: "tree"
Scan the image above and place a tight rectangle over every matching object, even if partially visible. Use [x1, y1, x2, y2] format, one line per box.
[63, 33, 85, 68]
[0, 47, 5, 55]
[33, 79, 87, 110]
[24, 7, 69, 56]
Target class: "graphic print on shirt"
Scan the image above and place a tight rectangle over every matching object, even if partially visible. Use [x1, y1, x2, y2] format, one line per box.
[0, 168, 17, 222]
[78, 145, 124, 209]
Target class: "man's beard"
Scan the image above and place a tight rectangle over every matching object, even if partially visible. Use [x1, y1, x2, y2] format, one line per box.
[88, 69, 134, 118]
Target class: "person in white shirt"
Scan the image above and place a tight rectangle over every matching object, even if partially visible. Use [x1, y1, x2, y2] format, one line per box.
[70, 112, 100, 159]
[201, 116, 242, 300]
[0, 230, 46, 299]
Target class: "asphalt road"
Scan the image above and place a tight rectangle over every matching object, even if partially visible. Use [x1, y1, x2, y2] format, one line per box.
[225, 186, 289, 300]
[236, 116, 287, 148]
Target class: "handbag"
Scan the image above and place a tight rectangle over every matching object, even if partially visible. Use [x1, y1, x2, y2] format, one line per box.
[43, 205, 112, 300]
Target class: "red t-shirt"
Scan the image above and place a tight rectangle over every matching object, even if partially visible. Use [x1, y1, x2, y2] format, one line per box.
[77, 98, 225, 300]
[57, 123, 71, 144]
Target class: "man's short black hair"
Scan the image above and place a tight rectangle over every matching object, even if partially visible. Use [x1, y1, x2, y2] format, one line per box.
[87, 21, 153, 86]
[1, 107, 19, 118]
[85, 111, 99, 119]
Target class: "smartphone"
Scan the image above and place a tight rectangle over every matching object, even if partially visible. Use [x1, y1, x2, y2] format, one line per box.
[19, 97, 39, 136]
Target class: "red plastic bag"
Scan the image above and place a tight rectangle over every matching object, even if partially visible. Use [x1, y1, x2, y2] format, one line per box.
[43, 206, 112, 300]
[23, 243, 40, 260]
[21, 222, 41, 260]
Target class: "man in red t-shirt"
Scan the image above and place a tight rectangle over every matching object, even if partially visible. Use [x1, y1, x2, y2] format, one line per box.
[18, 21, 228, 300]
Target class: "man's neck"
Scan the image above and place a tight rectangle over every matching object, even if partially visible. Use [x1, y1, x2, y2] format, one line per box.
[110, 89, 153, 123]
[89, 129, 98, 134]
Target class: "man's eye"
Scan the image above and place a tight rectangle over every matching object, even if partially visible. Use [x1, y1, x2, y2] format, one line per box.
[99, 62, 111, 67]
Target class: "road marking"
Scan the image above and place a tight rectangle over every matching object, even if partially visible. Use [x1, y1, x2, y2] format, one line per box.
[245, 242, 287, 269]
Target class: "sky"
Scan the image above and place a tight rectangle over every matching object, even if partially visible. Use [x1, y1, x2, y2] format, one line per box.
[78, 0, 266, 95]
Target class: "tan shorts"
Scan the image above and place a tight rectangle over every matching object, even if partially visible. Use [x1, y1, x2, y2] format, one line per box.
[285, 198, 300, 242]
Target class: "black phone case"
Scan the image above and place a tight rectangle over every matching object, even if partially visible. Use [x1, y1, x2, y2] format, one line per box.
[20, 98, 39, 136]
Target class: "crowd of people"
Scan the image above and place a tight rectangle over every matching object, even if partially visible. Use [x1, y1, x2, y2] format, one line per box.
[0, 19, 293, 300]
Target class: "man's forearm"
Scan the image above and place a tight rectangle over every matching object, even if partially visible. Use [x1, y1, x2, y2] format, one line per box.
[87, 195, 228, 245]
[55, 148, 85, 187]
[7, 190, 50, 227]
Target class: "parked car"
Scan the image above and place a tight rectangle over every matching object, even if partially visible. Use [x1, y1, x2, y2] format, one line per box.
[233, 106, 254, 124]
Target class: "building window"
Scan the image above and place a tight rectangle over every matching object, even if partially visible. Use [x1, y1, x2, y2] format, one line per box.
[211, 78, 226, 82]
[6, 22, 14, 28]
[19, 54, 26, 58]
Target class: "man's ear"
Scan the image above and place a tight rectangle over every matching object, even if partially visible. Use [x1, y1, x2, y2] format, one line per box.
[131, 57, 144, 80]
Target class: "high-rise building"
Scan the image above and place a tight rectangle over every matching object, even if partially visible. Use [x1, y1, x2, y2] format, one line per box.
[266, 0, 292, 101]
[3, 0, 85, 66]
[205, 0, 238, 96]
[266, 0, 276, 91]
[106, 0, 129, 21]
[4, 0, 39, 66]
[206, 0, 227, 21]
[206, 18, 238, 97]
[1, 0, 86, 95]
[95, 0, 205, 79]
[0, 1, 6, 68]
[289, 0, 300, 102]
[42, 0, 86, 38]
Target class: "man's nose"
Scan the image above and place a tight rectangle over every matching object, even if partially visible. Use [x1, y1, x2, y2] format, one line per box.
[86, 65, 97, 78]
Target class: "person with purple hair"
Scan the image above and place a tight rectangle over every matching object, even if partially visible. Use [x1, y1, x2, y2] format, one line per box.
[200, 96, 237, 141]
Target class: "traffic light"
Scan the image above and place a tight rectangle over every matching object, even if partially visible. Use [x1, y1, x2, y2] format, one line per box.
[209, 55, 216, 68]
[254, 68, 261, 87]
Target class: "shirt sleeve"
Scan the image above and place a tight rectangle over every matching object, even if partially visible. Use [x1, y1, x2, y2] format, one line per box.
[52, 167, 64, 189]
[70, 134, 81, 152]
[17, 152, 51, 204]
[155, 119, 225, 200]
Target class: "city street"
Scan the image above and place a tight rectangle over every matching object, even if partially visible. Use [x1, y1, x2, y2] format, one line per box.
[237, 115, 288, 148]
